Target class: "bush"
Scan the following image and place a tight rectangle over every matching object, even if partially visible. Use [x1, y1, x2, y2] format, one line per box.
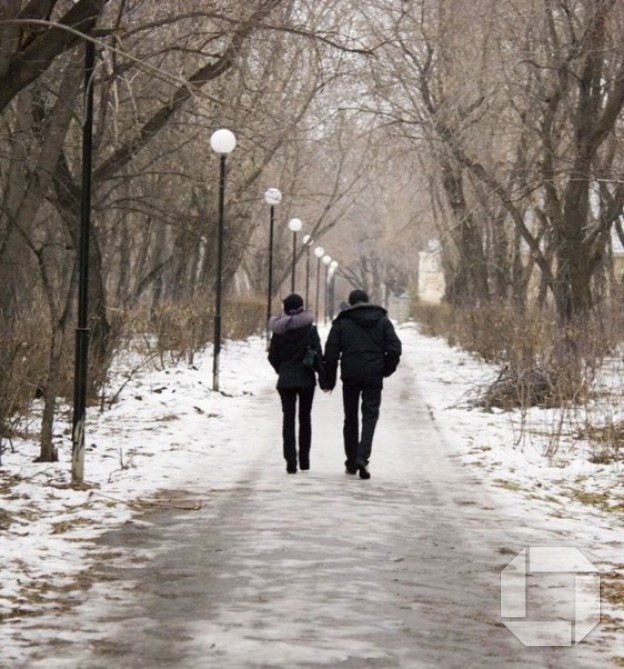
[145, 293, 266, 366]
[408, 301, 453, 337]
[0, 302, 52, 443]
[410, 301, 623, 409]
[223, 295, 267, 340]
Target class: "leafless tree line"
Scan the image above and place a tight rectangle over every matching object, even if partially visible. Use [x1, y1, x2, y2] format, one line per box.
[1, 0, 624, 460]
[359, 0, 624, 321]
[0, 0, 374, 460]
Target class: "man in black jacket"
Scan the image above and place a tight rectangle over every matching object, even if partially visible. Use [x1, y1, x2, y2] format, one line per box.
[323, 289, 402, 479]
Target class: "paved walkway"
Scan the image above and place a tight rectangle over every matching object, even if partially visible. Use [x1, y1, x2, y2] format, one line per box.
[22, 353, 610, 668]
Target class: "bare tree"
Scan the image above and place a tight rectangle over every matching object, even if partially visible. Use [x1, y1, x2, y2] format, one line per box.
[0, 0, 289, 460]
[0, 0, 383, 461]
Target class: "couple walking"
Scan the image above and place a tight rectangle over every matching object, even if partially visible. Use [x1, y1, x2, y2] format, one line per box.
[268, 289, 402, 479]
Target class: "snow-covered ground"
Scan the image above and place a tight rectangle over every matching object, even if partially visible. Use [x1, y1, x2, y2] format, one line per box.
[1, 321, 623, 665]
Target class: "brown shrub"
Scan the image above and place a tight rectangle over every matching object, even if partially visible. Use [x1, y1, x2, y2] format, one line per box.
[143, 293, 265, 367]
[410, 302, 624, 409]
[0, 303, 52, 436]
[408, 301, 453, 337]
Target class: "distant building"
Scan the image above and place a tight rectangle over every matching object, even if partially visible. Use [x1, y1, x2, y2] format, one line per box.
[417, 241, 444, 304]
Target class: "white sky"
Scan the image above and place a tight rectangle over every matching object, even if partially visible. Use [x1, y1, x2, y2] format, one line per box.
[1, 322, 623, 667]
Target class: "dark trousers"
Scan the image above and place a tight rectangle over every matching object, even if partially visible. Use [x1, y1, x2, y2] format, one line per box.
[342, 376, 383, 468]
[278, 386, 315, 470]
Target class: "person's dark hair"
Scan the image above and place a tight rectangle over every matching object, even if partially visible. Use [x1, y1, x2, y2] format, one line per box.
[283, 293, 304, 314]
[348, 289, 369, 305]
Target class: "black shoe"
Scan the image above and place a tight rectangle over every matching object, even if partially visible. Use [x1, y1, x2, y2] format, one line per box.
[300, 464, 310, 471]
[286, 463, 297, 474]
[359, 465, 371, 480]
[345, 464, 357, 475]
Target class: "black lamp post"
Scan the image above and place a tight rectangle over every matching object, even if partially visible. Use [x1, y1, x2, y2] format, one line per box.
[322, 254, 332, 323]
[329, 260, 338, 320]
[210, 128, 236, 392]
[71, 39, 95, 485]
[264, 187, 282, 343]
[288, 218, 302, 293]
[303, 234, 312, 308]
[314, 246, 324, 323]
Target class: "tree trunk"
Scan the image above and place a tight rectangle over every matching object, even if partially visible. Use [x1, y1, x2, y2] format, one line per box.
[440, 161, 489, 307]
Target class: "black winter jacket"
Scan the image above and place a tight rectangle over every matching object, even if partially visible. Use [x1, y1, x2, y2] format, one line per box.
[268, 311, 323, 390]
[323, 304, 402, 389]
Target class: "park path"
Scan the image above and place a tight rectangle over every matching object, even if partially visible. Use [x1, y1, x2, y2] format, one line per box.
[22, 351, 609, 668]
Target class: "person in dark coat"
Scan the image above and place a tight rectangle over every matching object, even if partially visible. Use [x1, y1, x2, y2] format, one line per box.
[323, 289, 402, 479]
[268, 293, 323, 474]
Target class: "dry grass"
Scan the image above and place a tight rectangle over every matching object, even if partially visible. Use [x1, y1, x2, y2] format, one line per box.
[0, 298, 54, 459]
[410, 301, 624, 458]
[0, 292, 265, 464]
[409, 301, 454, 337]
[579, 421, 624, 464]
[142, 293, 265, 367]
[411, 302, 624, 410]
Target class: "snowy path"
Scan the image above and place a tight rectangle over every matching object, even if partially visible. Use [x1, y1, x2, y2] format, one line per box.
[15, 348, 612, 668]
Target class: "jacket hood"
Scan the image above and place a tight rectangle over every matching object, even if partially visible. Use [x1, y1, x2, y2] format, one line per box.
[268, 310, 314, 335]
[335, 303, 387, 328]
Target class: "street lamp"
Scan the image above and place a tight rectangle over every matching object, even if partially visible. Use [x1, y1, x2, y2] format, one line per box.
[314, 246, 325, 322]
[322, 254, 332, 323]
[329, 260, 339, 321]
[264, 187, 282, 343]
[288, 218, 303, 293]
[303, 234, 313, 308]
[210, 128, 236, 392]
[71, 39, 96, 484]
